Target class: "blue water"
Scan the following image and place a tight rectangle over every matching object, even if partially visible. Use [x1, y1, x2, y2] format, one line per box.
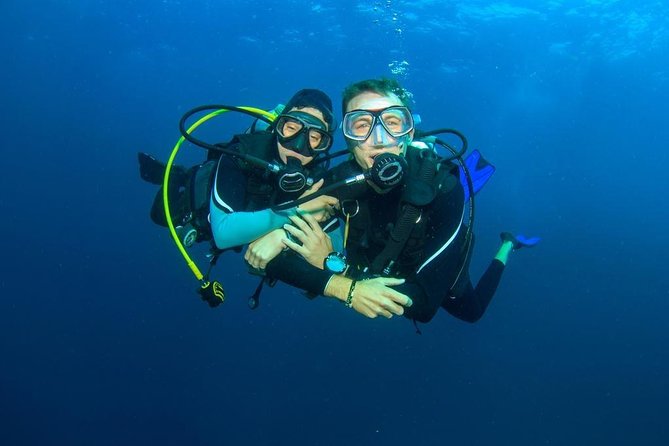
[1, 1, 668, 445]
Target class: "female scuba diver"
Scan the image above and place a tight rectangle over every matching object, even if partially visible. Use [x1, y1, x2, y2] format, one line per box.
[138, 88, 342, 308]
[209, 88, 341, 272]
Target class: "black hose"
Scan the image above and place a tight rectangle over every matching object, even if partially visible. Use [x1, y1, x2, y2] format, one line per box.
[178, 104, 273, 151]
[415, 128, 468, 161]
[272, 174, 366, 211]
[178, 105, 277, 171]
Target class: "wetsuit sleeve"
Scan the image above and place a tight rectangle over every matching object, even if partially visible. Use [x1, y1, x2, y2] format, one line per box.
[210, 155, 296, 250]
[397, 182, 469, 323]
[265, 253, 334, 297]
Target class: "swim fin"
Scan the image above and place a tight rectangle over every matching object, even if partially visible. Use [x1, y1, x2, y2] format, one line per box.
[500, 232, 541, 249]
[138, 152, 167, 185]
[459, 149, 495, 201]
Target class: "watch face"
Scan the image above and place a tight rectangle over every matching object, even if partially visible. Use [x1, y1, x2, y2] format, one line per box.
[325, 253, 347, 274]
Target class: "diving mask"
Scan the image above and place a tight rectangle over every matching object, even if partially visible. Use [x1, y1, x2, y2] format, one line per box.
[343, 106, 414, 141]
[275, 111, 333, 155]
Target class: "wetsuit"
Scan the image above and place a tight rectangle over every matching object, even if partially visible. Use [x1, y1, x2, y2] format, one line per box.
[210, 153, 298, 250]
[209, 133, 341, 267]
[266, 149, 506, 324]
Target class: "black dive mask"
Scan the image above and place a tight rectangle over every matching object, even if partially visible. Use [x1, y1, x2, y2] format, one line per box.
[277, 156, 310, 193]
[275, 111, 333, 157]
[279, 131, 311, 157]
[367, 153, 407, 191]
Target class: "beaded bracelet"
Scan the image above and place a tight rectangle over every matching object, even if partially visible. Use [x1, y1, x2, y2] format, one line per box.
[345, 280, 357, 308]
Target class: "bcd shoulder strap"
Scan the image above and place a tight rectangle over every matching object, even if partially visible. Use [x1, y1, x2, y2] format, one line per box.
[369, 148, 443, 275]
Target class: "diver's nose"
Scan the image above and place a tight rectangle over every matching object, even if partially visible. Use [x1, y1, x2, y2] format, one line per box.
[372, 122, 390, 145]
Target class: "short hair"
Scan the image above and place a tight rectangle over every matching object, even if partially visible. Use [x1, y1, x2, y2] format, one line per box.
[341, 78, 412, 114]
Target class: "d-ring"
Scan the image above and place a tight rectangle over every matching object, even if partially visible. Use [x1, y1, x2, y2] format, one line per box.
[342, 200, 360, 218]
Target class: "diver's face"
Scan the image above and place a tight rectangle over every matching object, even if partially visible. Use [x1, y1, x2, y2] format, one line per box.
[277, 106, 326, 165]
[344, 91, 413, 170]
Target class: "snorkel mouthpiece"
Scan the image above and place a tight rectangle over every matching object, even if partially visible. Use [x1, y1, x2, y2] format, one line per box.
[368, 153, 407, 190]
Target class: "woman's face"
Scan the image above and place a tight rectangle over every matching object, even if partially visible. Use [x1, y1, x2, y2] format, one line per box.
[276, 106, 326, 165]
[345, 91, 412, 170]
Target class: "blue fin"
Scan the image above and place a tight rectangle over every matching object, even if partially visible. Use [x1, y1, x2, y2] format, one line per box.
[500, 232, 541, 249]
[459, 149, 495, 201]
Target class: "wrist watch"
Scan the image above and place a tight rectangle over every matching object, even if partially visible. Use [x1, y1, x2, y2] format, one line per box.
[323, 252, 347, 274]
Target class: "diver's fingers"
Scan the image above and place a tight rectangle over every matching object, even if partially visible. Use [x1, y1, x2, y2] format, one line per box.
[375, 306, 394, 319]
[320, 195, 339, 207]
[284, 222, 303, 238]
[296, 212, 322, 231]
[383, 288, 412, 308]
[305, 178, 324, 193]
[288, 214, 314, 233]
[244, 248, 259, 268]
[380, 298, 405, 316]
[374, 278, 412, 307]
[282, 235, 308, 257]
[357, 301, 394, 319]
[244, 247, 254, 263]
[378, 277, 405, 286]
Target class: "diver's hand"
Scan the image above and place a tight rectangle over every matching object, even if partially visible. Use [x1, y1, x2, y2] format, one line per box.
[244, 229, 286, 270]
[283, 213, 333, 269]
[297, 179, 339, 222]
[324, 276, 413, 319]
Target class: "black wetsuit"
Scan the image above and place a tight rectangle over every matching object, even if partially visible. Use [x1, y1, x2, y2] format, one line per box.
[267, 148, 506, 324]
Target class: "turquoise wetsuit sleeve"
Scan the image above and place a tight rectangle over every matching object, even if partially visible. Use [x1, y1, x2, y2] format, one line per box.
[209, 152, 298, 250]
[209, 196, 296, 250]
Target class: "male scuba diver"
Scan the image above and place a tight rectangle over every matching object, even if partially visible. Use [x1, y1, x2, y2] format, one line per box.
[262, 78, 539, 325]
[139, 89, 341, 308]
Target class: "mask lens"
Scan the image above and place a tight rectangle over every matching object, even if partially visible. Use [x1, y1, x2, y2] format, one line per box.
[343, 106, 414, 141]
[343, 111, 375, 140]
[306, 128, 331, 152]
[276, 112, 332, 153]
[380, 107, 413, 137]
[276, 116, 304, 139]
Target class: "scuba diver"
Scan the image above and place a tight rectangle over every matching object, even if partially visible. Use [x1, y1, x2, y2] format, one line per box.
[209, 89, 339, 260]
[260, 78, 539, 325]
[139, 89, 342, 308]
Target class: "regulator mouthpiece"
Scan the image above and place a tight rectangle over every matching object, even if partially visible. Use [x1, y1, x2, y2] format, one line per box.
[278, 157, 309, 193]
[368, 153, 407, 190]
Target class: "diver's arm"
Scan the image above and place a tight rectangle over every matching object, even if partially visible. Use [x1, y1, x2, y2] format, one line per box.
[266, 216, 411, 319]
[210, 155, 296, 250]
[264, 256, 410, 320]
[210, 200, 294, 250]
[281, 214, 342, 269]
[265, 212, 412, 318]
[262, 216, 342, 294]
[264, 252, 334, 296]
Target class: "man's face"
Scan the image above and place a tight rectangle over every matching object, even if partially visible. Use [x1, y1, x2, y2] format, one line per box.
[344, 91, 413, 170]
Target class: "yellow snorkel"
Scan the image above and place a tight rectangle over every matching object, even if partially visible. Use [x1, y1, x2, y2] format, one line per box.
[163, 106, 278, 305]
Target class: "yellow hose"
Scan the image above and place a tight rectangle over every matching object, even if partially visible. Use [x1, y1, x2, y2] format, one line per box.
[162, 107, 277, 281]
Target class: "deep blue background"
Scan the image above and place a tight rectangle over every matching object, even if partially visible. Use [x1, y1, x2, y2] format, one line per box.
[1, 1, 667, 445]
